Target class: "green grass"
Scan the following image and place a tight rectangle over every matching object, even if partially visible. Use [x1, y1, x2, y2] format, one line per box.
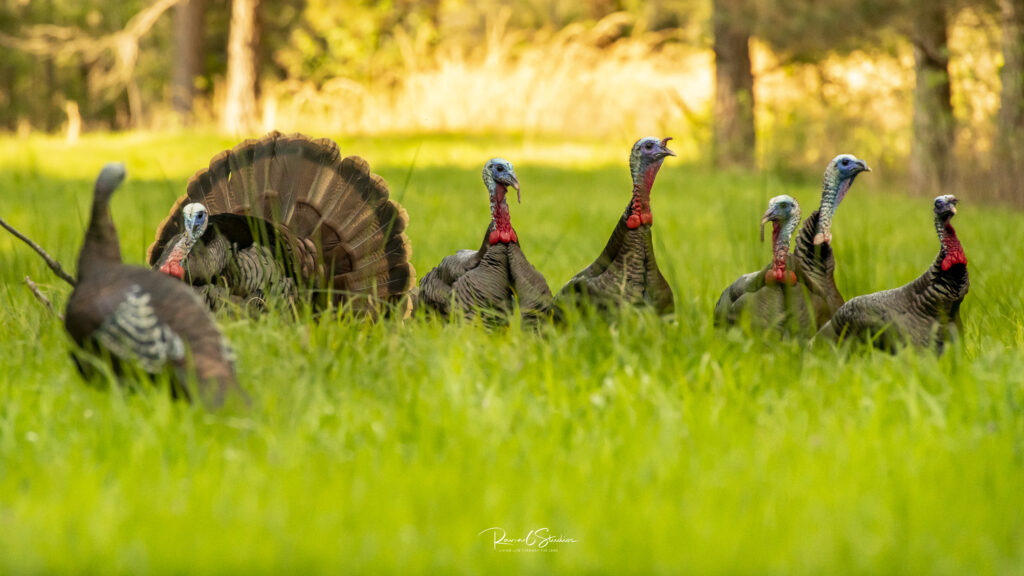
[0, 132, 1022, 575]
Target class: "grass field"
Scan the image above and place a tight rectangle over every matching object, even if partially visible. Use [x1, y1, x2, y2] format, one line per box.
[0, 132, 1022, 574]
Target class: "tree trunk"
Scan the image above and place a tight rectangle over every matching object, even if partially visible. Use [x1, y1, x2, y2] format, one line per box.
[222, 0, 260, 134]
[172, 0, 207, 122]
[712, 0, 756, 168]
[997, 0, 1024, 203]
[909, 3, 954, 196]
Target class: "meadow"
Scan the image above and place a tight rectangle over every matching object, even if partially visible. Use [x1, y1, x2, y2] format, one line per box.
[0, 132, 1022, 574]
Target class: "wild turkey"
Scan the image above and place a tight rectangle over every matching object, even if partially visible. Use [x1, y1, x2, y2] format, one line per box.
[64, 163, 243, 407]
[792, 153, 871, 328]
[149, 131, 416, 316]
[714, 195, 814, 334]
[816, 195, 969, 351]
[417, 158, 553, 323]
[556, 136, 675, 315]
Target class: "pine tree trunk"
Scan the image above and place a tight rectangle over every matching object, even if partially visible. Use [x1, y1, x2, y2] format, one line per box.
[997, 0, 1024, 203]
[172, 0, 207, 123]
[712, 0, 755, 168]
[909, 3, 954, 196]
[222, 0, 260, 134]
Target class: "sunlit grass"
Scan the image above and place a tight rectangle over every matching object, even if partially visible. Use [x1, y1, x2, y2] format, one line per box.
[0, 133, 1022, 574]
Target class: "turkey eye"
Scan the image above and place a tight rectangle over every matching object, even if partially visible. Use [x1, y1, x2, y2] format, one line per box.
[496, 165, 505, 172]
[841, 159, 850, 166]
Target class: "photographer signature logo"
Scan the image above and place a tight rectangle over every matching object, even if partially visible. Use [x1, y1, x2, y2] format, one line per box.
[478, 527, 578, 552]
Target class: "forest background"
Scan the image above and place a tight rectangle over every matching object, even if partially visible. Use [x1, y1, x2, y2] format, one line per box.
[1, 0, 1022, 205]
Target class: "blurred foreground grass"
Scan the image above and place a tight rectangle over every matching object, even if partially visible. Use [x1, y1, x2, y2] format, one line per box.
[0, 132, 1022, 574]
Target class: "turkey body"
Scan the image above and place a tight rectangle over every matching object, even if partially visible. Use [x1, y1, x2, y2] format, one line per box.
[714, 194, 812, 334]
[556, 136, 676, 316]
[65, 164, 241, 407]
[66, 264, 238, 403]
[149, 131, 415, 316]
[417, 157, 552, 324]
[714, 263, 815, 334]
[559, 215, 673, 315]
[816, 260, 968, 352]
[419, 227, 553, 324]
[789, 154, 871, 329]
[792, 210, 844, 329]
[816, 195, 968, 352]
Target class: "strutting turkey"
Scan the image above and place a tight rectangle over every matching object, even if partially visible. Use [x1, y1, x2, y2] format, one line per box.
[714, 195, 815, 334]
[149, 131, 416, 317]
[556, 136, 676, 315]
[792, 154, 871, 328]
[417, 158, 553, 324]
[64, 163, 243, 407]
[815, 195, 969, 352]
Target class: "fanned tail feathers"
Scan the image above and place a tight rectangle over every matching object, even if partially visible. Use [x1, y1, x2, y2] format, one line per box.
[147, 131, 416, 315]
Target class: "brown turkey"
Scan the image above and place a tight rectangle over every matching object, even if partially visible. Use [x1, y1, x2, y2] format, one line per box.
[792, 154, 871, 328]
[149, 131, 415, 317]
[816, 195, 969, 352]
[65, 163, 244, 407]
[417, 158, 553, 324]
[714, 195, 814, 334]
[556, 136, 675, 315]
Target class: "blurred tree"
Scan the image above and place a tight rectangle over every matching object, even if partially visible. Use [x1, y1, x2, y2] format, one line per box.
[172, 0, 207, 122]
[997, 0, 1024, 200]
[223, 0, 260, 133]
[712, 0, 755, 167]
[908, 1, 954, 196]
[753, 0, 892, 63]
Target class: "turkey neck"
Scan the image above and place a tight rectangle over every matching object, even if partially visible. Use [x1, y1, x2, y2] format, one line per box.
[936, 217, 967, 272]
[904, 215, 968, 305]
[160, 233, 198, 278]
[815, 169, 852, 244]
[488, 184, 518, 245]
[78, 192, 122, 277]
[625, 161, 662, 229]
[768, 214, 799, 284]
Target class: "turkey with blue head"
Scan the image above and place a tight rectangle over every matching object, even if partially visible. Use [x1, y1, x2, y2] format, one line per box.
[417, 158, 553, 324]
[816, 195, 969, 352]
[556, 136, 676, 316]
[714, 194, 815, 334]
[792, 153, 871, 328]
[149, 131, 416, 317]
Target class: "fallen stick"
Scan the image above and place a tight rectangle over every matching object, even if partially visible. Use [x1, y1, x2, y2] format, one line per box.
[25, 276, 64, 321]
[0, 216, 76, 286]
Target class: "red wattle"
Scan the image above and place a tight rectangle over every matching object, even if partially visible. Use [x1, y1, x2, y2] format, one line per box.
[160, 259, 184, 279]
[627, 214, 642, 229]
[941, 222, 967, 271]
[942, 251, 966, 271]
[489, 226, 518, 245]
[640, 212, 653, 225]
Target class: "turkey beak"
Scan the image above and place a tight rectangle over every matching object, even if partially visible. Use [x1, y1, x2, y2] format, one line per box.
[510, 176, 521, 203]
[858, 159, 871, 173]
[658, 137, 676, 159]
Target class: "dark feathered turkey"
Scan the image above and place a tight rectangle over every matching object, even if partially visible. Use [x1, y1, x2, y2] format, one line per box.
[418, 158, 553, 324]
[557, 137, 675, 316]
[714, 195, 815, 334]
[64, 164, 243, 407]
[149, 131, 416, 317]
[792, 154, 871, 328]
[816, 195, 969, 352]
